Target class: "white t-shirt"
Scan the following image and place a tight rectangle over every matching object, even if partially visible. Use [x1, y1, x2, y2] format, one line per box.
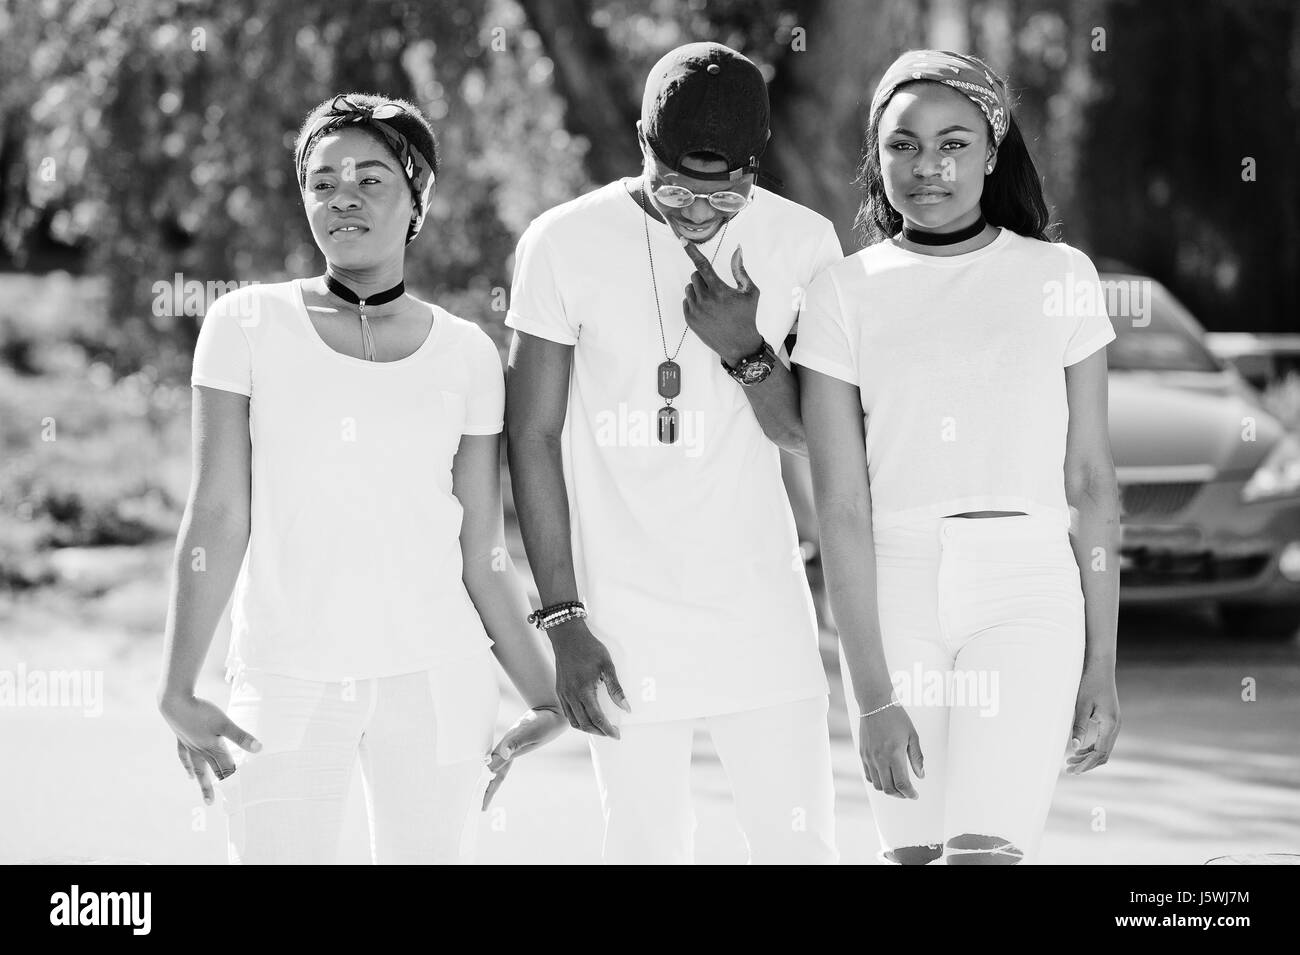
[791, 228, 1117, 530]
[505, 180, 843, 725]
[190, 279, 504, 681]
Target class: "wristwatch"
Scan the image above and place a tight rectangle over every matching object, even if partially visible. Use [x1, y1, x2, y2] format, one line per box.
[722, 340, 777, 386]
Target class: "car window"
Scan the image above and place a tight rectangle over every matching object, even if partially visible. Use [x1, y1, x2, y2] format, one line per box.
[1100, 275, 1223, 372]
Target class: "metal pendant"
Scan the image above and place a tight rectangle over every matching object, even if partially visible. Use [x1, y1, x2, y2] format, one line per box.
[657, 405, 679, 444]
[657, 360, 681, 399]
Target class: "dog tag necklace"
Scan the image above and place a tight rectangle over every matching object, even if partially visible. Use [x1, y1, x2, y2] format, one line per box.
[640, 184, 729, 444]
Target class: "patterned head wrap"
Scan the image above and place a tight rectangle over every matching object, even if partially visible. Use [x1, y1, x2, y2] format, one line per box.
[869, 50, 1010, 146]
[295, 94, 436, 245]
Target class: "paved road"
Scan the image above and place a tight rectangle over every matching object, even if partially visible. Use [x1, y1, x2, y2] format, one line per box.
[1, 580, 1295, 864]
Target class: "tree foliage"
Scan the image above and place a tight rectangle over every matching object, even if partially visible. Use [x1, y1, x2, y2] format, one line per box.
[1, 0, 1295, 390]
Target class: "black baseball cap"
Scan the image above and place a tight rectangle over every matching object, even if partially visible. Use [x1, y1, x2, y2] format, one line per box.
[640, 42, 770, 182]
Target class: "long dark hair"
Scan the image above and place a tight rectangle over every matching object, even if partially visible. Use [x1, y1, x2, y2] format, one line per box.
[852, 81, 1055, 246]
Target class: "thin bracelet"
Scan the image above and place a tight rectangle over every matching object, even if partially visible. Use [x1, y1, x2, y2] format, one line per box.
[860, 699, 900, 719]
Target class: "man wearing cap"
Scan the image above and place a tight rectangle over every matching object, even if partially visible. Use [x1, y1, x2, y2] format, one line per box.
[504, 42, 843, 864]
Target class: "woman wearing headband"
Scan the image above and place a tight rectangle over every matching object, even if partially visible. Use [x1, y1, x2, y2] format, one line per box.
[158, 93, 563, 864]
[794, 52, 1121, 863]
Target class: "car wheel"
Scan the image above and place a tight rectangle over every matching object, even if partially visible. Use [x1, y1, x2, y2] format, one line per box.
[1217, 604, 1300, 639]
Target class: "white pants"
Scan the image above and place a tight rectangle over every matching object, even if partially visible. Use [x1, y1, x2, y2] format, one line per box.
[587, 695, 837, 864]
[845, 514, 1086, 864]
[216, 651, 499, 864]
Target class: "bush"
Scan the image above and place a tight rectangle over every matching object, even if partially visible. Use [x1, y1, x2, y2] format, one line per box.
[0, 363, 190, 585]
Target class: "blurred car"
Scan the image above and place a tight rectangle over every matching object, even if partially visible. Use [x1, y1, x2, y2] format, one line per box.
[1202, 331, 1300, 391]
[1101, 271, 1300, 636]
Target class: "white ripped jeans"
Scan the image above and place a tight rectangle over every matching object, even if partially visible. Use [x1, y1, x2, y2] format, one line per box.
[843, 514, 1086, 864]
[215, 651, 499, 864]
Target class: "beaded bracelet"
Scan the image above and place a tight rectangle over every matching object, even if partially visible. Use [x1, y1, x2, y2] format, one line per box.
[860, 699, 901, 719]
[538, 607, 586, 629]
[527, 600, 588, 631]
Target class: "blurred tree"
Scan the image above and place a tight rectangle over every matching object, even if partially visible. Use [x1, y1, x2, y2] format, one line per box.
[2, 0, 1296, 386]
[509, 0, 1084, 250]
[1075, 0, 1300, 332]
[513, 0, 640, 183]
[513, 0, 906, 248]
[763, 0, 924, 245]
[4, 0, 591, 375]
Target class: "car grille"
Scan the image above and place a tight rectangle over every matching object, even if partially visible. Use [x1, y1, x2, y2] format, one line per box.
[1120, 482, 1203, 518]
[1120, 553, 1270, 587]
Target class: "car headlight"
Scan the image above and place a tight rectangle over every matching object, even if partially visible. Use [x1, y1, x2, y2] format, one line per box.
[1242, 434, 1300, 502]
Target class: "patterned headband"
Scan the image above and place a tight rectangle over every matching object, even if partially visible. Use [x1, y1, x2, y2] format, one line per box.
[295, 94, 436, 245]
[869, 50, 1010, 146]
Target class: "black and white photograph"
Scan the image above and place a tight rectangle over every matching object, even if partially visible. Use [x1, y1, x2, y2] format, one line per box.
[0, 0, 1296, 899]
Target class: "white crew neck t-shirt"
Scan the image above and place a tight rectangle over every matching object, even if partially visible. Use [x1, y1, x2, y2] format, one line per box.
[506, 180, 843, 725]
[791, 228, 1116, 531]
[190, 279, 504, 681]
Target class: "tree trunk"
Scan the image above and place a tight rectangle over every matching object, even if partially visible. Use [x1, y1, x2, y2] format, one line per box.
[515, 0, 640, 184]
[765, 0, 926, 250]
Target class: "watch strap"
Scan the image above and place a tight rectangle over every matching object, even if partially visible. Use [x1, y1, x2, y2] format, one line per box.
[722, 340, 777, 385]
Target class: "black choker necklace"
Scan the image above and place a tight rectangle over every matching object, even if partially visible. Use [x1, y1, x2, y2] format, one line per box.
[325, 273, 405, 361]
[902, 214, 987, 247]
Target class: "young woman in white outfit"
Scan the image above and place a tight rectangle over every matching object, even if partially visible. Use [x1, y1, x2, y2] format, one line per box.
[158, 94, 564, 864]
[794, 51, 1122, 864]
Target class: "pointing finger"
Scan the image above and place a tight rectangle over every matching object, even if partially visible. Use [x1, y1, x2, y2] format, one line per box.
[731, 246, 753, 292]
[679, 236, 719, 284]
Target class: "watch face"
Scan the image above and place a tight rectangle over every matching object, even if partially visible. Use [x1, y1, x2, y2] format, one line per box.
[742, 360, 774, 383]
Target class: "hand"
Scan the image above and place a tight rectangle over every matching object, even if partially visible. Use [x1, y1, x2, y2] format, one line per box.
[548, 620, 630, 738]
[158, 692, 261, 805]
[481, 705, 568, 810]
[858, 703, 925, 799]
[1066, 662, 1120, 774]
[680, 242, 763, 366]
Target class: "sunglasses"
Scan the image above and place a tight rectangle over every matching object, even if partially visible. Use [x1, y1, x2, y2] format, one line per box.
[650, 183, 752, 213]
[642, 143, 754, 213]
